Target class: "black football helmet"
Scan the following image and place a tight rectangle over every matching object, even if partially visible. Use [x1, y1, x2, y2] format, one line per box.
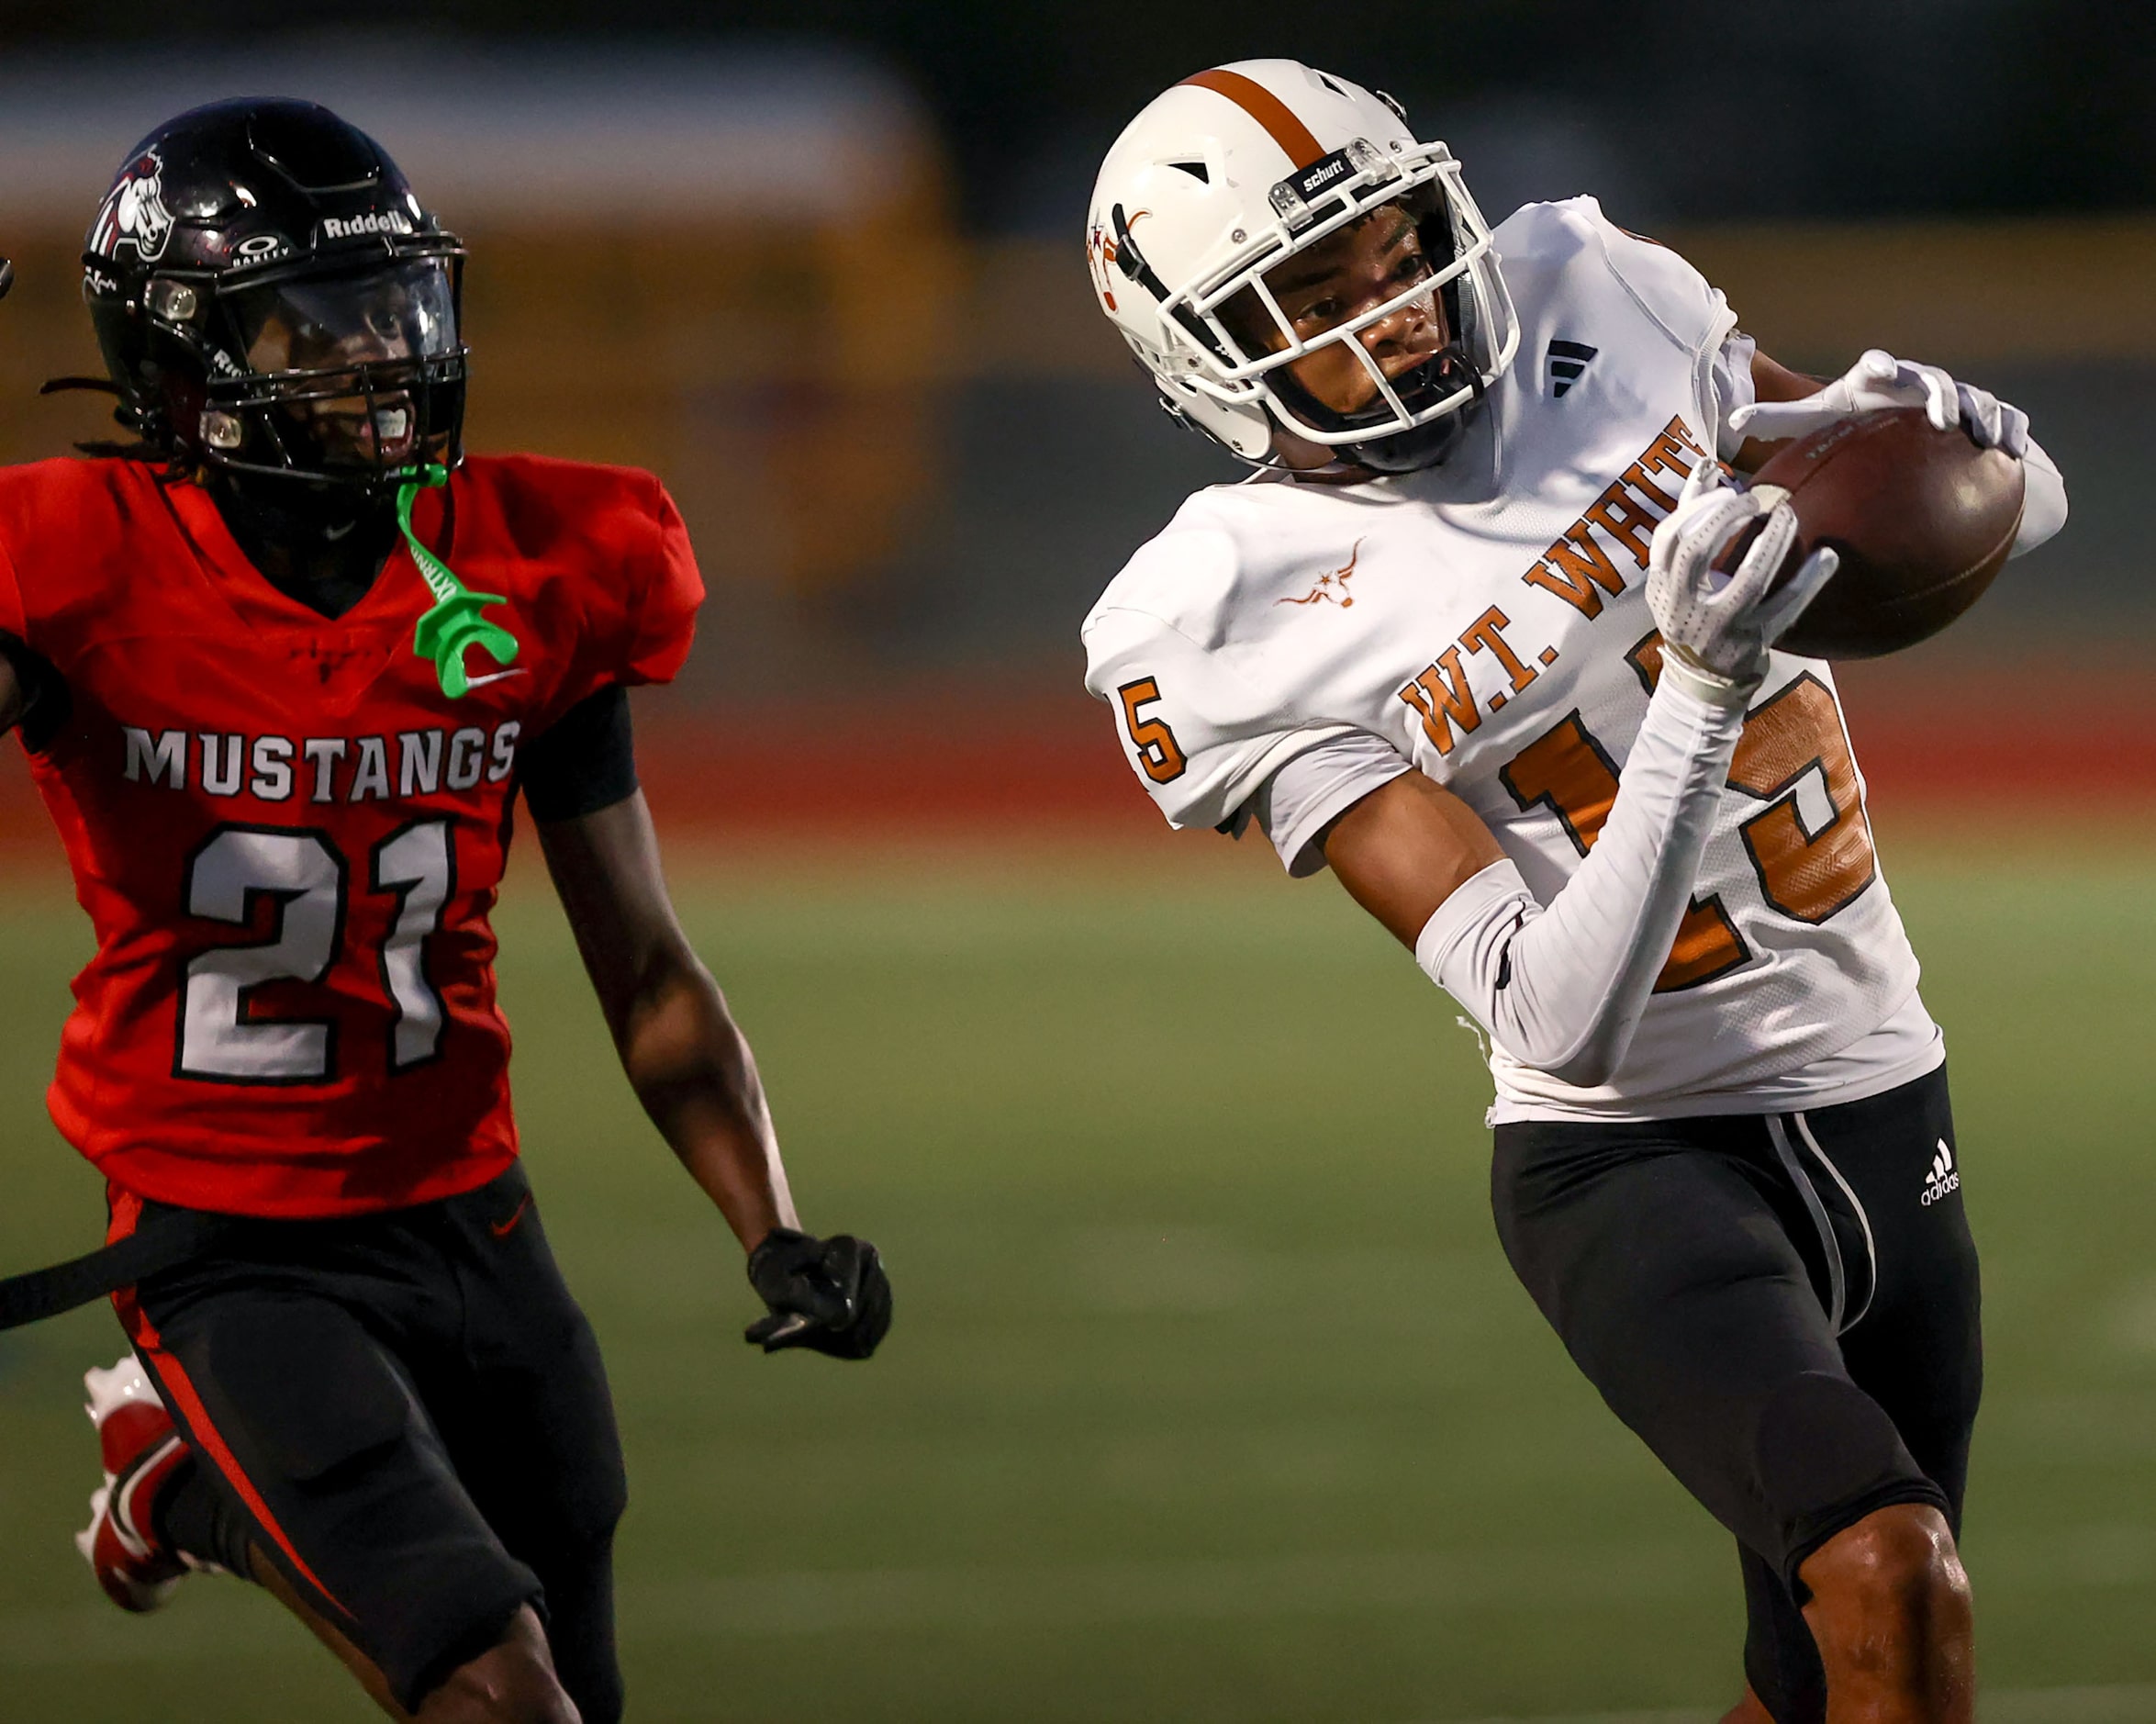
[81, 99, 465, 493]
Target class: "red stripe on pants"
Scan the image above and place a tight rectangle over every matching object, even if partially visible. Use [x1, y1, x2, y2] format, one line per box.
[105, 1181, 354, 1618]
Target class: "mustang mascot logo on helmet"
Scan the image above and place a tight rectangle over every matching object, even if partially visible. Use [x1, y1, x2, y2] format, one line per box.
[90, 151, 175, 263]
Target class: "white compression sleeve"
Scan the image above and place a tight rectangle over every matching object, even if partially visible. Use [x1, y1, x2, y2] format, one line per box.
[1413, 677, 1747, 1088]
[2010, 433, 2067, 557]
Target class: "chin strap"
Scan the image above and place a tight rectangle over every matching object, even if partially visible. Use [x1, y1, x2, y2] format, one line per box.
[395, 465, 519, 699]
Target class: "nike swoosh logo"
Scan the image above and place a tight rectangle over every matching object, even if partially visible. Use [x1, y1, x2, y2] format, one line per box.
[463, 667, 529, 689]
[489, 1195, 532, 1238]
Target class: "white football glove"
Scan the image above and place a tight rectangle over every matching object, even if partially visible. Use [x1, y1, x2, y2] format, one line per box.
[1727, 348, 2028, 458]
[1646, 459, 1838, 700]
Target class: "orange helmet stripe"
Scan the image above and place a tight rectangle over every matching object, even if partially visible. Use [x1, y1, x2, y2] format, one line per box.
[1178, 68, 1324, 170]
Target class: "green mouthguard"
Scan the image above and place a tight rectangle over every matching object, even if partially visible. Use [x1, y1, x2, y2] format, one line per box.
[396, 464, 520, 700]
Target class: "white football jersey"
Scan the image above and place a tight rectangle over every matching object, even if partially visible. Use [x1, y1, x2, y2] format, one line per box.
[1083, 198, 1937, 1120]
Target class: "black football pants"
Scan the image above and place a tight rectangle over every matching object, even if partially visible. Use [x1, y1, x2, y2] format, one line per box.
[1491, 1065, 1980, 1724]
[111, 1162, 628, 1718]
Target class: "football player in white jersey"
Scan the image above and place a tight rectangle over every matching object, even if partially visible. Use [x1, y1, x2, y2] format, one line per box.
[1080, 62, 2068, 1724]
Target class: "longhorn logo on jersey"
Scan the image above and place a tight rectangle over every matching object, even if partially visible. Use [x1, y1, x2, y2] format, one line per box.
[1277, 539, 1362, 608]
[90, 151, 174, 263]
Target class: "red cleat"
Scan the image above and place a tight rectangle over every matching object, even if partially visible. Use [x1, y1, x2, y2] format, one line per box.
[74, 1355, 193, 1612]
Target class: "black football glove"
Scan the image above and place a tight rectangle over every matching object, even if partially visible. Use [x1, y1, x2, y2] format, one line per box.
[743, 1227, 891, 1360]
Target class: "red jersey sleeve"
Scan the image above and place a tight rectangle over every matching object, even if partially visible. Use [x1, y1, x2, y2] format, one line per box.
[457, 456, 708, 733]
[0, 521, 31, 642]
[620, 481, 704, 686]
[532, 465, 704, 722]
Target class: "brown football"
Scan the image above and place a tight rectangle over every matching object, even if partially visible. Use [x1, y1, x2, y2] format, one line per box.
[1731, 406, 2026, 659]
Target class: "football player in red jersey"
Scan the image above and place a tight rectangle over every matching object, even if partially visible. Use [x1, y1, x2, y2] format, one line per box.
[0, 100, 890, 1724]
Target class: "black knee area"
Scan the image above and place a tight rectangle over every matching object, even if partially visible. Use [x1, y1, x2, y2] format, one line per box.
[1756, 1371, 1911, 1515]
[527, 1520, 624, 1724]
[405, 1599, 550, 1718]
[574, 1452, 628, 1550]
[1754, 1371, 1948, 1594]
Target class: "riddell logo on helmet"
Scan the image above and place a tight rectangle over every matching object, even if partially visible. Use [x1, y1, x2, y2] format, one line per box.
[320, 210, 414, 241]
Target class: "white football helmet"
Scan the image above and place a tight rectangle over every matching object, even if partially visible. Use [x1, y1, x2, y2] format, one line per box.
[1088, 60, 1518, 472]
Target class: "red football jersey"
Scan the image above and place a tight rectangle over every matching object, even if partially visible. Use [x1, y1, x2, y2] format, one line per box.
[0, 454, 702, 1217]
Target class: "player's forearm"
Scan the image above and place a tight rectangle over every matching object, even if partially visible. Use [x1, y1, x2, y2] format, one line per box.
[1729, 350, 1827, 473]
[1418, 676, 1747, 1086]
[0, 656, 21, 734]
[614, 950, 800, 1251]
[536, 793, 799, 1248]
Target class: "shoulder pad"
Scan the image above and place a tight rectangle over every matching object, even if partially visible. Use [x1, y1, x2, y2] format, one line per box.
[1496, 197, 1736, 358]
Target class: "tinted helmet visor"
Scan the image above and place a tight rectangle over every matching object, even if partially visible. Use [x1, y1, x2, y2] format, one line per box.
[209, 256, 464, 482]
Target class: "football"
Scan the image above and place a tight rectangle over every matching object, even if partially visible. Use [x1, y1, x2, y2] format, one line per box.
[1731, 407, 2027, 659]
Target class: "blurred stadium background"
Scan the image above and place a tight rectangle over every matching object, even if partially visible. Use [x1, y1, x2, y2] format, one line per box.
[0, 5, 2150, 1719]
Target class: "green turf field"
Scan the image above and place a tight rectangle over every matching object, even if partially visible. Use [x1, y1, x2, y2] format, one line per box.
[1, 834, 2151, 1722]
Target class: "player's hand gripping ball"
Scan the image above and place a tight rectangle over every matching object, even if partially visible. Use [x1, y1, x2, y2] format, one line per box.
[1715, 351, 2031, 658]
[1728, 349, 2029, 458]
[1646, 459, 1838, 692]
[744, 1227, 892, 1360]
